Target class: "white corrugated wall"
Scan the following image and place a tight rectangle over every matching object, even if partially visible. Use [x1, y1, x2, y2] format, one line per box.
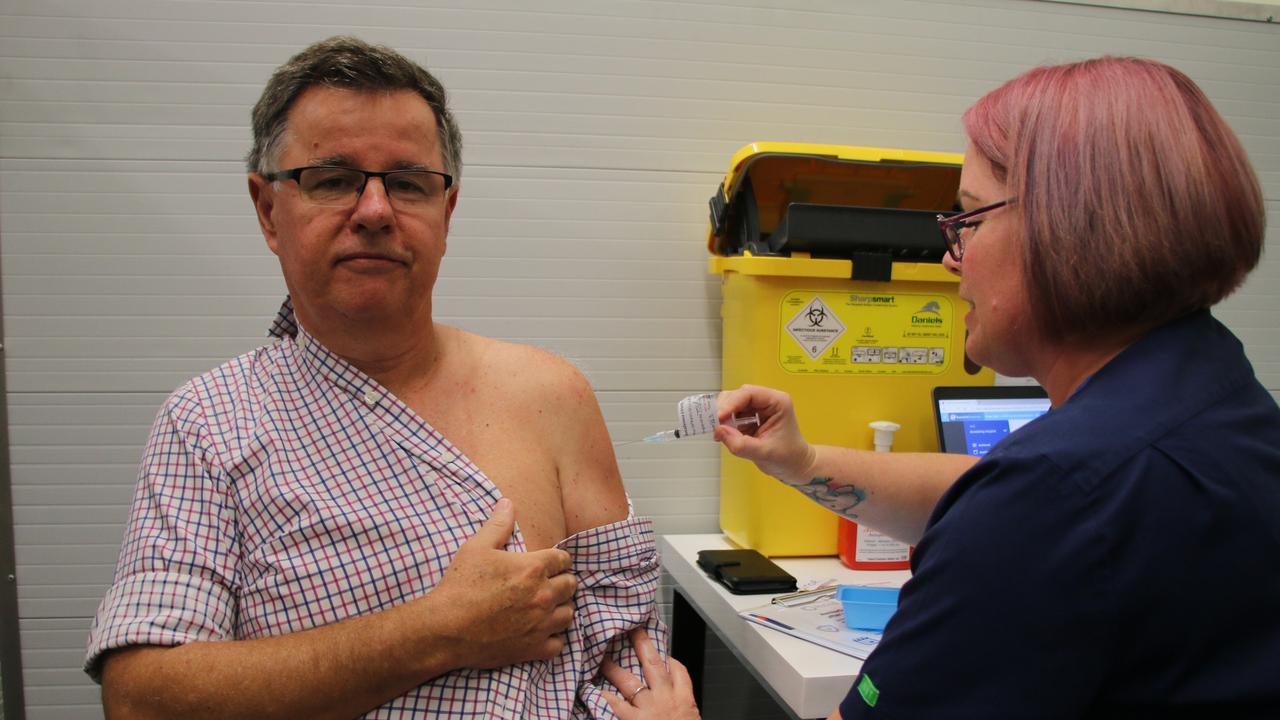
[1, 1, 1276, 717]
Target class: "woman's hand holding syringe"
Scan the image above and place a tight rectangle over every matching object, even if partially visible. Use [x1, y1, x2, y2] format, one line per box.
[712, 385, 818, 485]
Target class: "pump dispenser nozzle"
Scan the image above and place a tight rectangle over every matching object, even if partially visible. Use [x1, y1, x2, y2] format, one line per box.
[868, 420, 901, 453]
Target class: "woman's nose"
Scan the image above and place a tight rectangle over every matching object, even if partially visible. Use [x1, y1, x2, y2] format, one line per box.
[942, 250, 962, 276]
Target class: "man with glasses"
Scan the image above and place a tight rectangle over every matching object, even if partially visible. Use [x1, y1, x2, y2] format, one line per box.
[85, 36, 664, 718]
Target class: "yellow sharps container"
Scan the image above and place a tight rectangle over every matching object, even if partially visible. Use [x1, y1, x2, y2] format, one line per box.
[709, 142, 995, 557]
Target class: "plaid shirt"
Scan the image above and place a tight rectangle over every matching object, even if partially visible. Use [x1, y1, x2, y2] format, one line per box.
[86, 299, 665, 718]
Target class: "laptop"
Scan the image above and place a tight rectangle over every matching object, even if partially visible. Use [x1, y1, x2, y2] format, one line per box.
[932, 385, 1051, 458]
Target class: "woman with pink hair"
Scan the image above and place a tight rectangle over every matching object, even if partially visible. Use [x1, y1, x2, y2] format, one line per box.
[612, 56, 1279, 720]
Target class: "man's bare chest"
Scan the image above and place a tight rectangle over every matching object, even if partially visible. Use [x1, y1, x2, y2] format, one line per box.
[410, 400, 568, 550]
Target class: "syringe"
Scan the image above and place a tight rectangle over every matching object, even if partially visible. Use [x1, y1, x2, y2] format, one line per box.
[633, 413, 762, 444]
[614, 392, 763, 447]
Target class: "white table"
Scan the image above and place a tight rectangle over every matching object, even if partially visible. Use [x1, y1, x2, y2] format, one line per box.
[660, 534, 910, 720]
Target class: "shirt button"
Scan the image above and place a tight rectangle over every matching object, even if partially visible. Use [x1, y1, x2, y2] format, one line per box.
[439, 451, 455, 464]
[362, 392, 376, 407]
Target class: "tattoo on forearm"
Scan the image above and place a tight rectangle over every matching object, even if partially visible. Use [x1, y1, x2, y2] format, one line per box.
[785, 476, 868, 521]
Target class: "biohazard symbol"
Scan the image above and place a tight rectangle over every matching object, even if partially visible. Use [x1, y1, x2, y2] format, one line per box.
[807, 305, 827, 326]
[785, 296, 846, 360]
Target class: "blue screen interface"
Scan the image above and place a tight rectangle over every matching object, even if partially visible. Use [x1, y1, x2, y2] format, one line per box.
[937, 396, 1051, 457]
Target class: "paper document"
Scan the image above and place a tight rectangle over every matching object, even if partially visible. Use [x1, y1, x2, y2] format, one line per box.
[740, 593, 883, 659]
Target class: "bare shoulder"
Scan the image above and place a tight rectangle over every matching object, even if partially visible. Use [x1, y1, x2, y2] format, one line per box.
[462, 332, 601, 442]
[458, 330, 592, 406]
[452, 329, 628, 534]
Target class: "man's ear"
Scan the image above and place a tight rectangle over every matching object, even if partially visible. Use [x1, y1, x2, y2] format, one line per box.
[247, 173, 281, 255]
[443, 186, 459, 234]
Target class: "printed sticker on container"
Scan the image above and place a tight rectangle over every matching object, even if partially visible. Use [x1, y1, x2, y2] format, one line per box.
[779, 291, 954, 376]
[784, 296, 846, 360]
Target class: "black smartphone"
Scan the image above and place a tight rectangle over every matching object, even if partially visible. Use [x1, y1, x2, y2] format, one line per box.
[696, 549, 798, 595]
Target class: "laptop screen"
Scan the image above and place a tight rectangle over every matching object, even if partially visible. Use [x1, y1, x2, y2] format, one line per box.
[933, 385, 1050, 458]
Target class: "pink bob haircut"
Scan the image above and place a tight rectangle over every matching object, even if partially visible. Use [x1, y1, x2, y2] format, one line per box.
[963, 56, 1265, 341]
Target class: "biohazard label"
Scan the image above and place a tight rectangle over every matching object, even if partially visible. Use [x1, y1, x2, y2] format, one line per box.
[780, 291, 955, 375]
[785, 296, 846, 359]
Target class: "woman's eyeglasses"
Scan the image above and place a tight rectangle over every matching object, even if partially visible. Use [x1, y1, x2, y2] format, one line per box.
[937, 198, 1012, 262]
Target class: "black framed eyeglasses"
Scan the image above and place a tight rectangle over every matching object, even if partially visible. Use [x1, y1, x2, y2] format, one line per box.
[937, 198, 1013, 262]
[262, 166, 454, 211]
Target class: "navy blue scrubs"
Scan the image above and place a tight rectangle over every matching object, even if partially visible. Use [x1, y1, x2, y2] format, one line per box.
[841, 310, 1280, 719]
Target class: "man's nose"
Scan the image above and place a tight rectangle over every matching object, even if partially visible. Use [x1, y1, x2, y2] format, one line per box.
[351, 177, 394, 230]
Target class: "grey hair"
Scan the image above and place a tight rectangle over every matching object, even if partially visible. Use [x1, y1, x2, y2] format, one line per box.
[246, 36, 462, 182]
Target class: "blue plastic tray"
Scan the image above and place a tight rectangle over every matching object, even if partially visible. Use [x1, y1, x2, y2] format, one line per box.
[837, 585, 899, 631]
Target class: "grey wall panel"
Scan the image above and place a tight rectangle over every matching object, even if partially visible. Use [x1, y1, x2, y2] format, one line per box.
[2, 1, 1277, 717]
[17, 619, 102, 719]
[7, 393, 163, 628]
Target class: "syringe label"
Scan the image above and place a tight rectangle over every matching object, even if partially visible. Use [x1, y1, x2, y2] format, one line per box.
[676, 393, 719, 437]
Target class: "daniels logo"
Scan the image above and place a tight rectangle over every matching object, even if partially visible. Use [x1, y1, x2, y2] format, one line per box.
[911, 300, 944, 325]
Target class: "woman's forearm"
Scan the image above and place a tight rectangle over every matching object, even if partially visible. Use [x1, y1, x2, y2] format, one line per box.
[779, 446, 978, 545]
